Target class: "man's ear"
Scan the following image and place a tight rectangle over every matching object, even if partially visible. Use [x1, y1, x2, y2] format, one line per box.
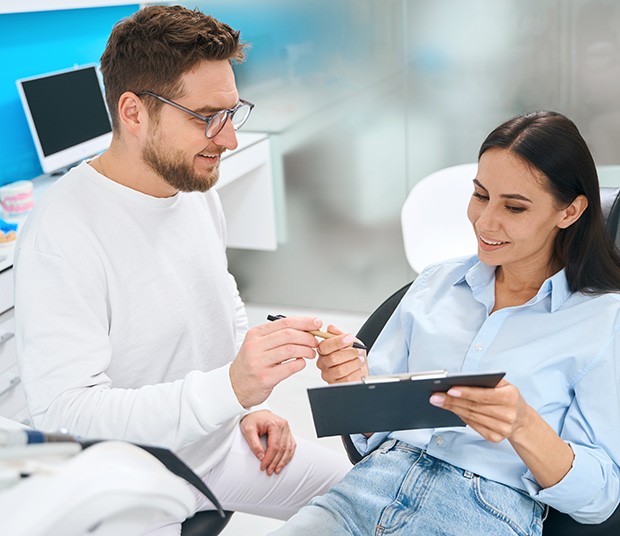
[558, 194, 588, 229]
[117, 92, 148, 137]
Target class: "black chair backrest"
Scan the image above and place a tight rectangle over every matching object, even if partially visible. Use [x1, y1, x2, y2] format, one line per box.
[344, 187, 620, 533]
[601, 186, 620, 249]
[356, 283, 412, 354]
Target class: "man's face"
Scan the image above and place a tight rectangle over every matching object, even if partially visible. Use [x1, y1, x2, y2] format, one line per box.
[142, 60, 239, 192]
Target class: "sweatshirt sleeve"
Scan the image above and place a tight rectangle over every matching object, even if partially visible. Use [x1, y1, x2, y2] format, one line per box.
[229, 271, 248, 354]
[225, 269, 271, 415]
[15, 247, 246, 451]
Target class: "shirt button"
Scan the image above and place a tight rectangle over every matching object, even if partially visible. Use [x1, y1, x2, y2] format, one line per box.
[474, 343, 483, 351]
[435, 436, 444, 446]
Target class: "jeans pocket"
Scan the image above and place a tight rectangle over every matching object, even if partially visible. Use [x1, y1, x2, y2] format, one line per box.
[472, 476, 543, 536]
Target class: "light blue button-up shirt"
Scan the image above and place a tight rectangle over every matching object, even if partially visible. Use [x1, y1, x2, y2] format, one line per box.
[353, 256, 620, 523]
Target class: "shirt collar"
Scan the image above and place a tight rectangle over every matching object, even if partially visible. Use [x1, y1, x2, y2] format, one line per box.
[453, 259, 494, 288]
[453, 259, 572, 313]
[547, 269, 571, 312]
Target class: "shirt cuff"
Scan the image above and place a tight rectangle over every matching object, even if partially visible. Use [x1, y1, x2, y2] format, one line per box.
[521, 441, 608, 514]
[352, 431, 390, 456]
[186, 363, 246, 430]
[247, 401, 271, 414]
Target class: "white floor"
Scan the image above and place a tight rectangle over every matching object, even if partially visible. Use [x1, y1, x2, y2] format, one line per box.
[220, 302, 368, 535]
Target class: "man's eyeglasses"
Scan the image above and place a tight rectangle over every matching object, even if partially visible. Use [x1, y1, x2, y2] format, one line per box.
[138, 91, 254, 139]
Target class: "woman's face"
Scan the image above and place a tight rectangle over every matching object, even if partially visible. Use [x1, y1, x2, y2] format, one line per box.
[467, 148, 570, 272]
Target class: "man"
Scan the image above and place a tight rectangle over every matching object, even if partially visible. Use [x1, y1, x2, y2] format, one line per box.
[14, 5, 350, 534]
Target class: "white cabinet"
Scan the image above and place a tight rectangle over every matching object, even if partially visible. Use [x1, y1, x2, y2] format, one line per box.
[216, 133, 278, 251]
[0, 267, 13, 315]
[0, 273, 30, 426]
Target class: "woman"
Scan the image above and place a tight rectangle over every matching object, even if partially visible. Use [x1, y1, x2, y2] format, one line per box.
[272, 111, 620, 535]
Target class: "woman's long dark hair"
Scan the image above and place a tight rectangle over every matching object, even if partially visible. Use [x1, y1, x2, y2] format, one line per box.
[479, 110, 620, 294]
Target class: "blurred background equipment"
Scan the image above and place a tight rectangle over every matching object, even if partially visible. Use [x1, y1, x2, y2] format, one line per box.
[3, 1, 620, 313]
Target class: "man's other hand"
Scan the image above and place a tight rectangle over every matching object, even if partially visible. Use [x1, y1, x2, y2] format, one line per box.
[240, 410, 296, 476]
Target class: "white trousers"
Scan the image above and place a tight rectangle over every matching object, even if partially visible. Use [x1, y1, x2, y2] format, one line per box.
[146, 425, 352, 535]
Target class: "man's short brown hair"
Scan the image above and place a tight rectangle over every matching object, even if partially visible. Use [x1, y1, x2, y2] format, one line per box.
[100, 5, 246, 129]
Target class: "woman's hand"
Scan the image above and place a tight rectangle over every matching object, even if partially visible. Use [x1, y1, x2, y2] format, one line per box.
[429, 378, 575, 488]
[429, 379, 532, 442]
[316, 325, 368, 384]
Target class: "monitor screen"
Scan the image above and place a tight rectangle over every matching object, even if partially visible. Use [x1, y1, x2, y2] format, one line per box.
[16, 65, 112, 174]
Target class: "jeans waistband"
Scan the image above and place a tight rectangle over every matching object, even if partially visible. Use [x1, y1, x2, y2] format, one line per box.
[381, 439, 547, 516]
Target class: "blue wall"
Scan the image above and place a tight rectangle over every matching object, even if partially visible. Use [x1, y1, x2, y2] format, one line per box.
[0, 6, 139, 186]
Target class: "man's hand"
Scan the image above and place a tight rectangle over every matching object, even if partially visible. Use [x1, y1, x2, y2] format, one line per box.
[230, 316, 322, 408]
[316, 325, 368, 384]
[240, 410, 296, 476]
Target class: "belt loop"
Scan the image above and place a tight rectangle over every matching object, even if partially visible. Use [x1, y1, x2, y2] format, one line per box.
[463, 470, 474, 479]
[378, 438, 398, 454]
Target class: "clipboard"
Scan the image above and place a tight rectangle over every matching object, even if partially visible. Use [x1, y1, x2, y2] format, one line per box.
[307, 371, 505, 438]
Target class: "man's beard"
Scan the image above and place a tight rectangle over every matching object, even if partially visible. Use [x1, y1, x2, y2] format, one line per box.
[142, 138, 220, 193]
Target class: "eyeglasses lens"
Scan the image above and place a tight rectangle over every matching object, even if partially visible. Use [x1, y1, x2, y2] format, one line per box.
[231, 104, 251, 129]
[206, 113, 227, 138]
[205, 103, 252, 138]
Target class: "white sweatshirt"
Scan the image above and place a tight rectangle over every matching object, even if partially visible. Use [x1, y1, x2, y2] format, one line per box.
[15, 161, 250, 473]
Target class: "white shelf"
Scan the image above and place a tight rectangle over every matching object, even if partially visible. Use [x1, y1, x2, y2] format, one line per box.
[24, 131, 277, 252]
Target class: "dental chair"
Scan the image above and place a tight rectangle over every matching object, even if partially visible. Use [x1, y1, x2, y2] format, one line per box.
[401, 163, 478, 274]
[0, 416, 195, 536]
[181, 509, 234, 535]
[341, 179, 620, 535]
[0, 415, 231, 535]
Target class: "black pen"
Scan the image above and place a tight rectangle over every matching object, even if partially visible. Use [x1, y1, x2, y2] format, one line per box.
[267, 314, 367, 351]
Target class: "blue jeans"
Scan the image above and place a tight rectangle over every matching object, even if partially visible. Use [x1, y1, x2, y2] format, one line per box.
[270, 439, 545, 536]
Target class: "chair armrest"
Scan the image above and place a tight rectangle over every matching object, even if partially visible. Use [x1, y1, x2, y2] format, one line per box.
[341, 434, 365, 465]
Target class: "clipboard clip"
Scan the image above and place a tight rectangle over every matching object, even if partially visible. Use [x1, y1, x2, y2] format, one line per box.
[362, 370, 448, 384]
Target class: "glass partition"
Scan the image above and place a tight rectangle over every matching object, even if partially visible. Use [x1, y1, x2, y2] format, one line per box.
[186, 0, 620, 313]
[192, 0, 411, 313]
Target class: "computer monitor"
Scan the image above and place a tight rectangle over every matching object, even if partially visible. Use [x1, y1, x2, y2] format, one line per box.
[16, 65, 113, 174]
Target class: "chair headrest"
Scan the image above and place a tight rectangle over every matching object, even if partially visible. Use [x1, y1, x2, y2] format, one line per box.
[601, 186, 620, 247]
